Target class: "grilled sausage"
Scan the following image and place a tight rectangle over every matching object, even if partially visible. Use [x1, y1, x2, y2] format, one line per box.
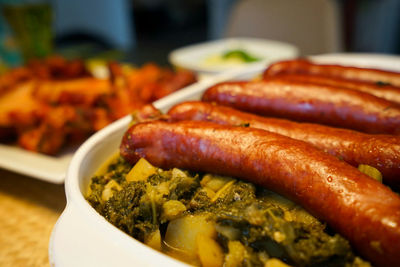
[131, 104, 163, 123]
[264, 74, 400, 104]
[167, 101, 400, 186]
[202, 80, 400, 135]
[263, 59, 400, 87]
[120, 120, 400, 267]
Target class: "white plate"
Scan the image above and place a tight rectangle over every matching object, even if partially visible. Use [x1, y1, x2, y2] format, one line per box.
[50, 53, 400, 266]
[169, 37, 299, 75]
[310, 53, 400, 72]
[0, 144, 75, 184]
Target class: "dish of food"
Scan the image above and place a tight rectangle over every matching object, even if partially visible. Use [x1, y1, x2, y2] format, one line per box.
[50, 54, 400, 266]
[168, 37, 299, 75]
[0, 56, 196, 182]
[87, 154, 370, 267]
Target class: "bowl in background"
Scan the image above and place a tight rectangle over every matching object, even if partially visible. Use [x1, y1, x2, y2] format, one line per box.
[168, 37, 299, 77]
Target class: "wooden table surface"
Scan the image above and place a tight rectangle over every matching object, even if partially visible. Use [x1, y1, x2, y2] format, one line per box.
[0, 169, 66, 267]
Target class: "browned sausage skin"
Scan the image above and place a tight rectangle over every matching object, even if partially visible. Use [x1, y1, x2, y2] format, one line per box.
[130, 104, 163, 123]
[202, 80, 400, 135]
[263, 59, 400, 87]
[120, 120, 400, 267]
[167, 101, 400, 186]
[264, 74, 400, 105]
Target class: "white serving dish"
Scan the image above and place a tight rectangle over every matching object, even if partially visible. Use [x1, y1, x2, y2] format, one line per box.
[168, 37, 299, 75]
[50, 54, 400, 266]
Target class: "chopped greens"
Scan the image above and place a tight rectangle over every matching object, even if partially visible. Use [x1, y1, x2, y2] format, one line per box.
[86, 156, 371, 267]
[222, 49, 260, 63]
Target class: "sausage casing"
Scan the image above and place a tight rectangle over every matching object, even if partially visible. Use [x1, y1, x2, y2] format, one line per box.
[263, 59, 400, 87]
[202, 80, 400, 135]
[264, 73, 400, 104]
[167, 101, 400, 186]
[120, 120, 400, 267]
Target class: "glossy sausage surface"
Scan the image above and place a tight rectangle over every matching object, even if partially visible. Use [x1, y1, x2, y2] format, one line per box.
[263, 59, 400, 87]
[168, 101, 400, 186]
[264, 73, 400, 104]
[121, 120, 400, 267]
[202, 80, 400, 135]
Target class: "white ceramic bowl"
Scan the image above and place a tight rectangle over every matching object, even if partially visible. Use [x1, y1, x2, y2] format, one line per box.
[168, 37, 299, 75]
[50, 54, 400, 266]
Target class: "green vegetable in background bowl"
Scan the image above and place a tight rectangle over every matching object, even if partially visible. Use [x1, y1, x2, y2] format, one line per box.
[202, 48, 262, 68]
[222, 49, 260, 63]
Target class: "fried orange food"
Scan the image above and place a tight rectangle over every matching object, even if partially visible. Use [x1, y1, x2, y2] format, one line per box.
[0, 56, 196, 154]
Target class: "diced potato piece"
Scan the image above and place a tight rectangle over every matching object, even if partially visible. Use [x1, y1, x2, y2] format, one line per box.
[126, 158, 156, 182]
[101, 189, 112, 202]
[101, 180, 122, 201]
[273, 231, 286, 243]
[201, 174, 234, 192]
[196, 234, 224, 267]
[162, 200, 187, 221]
[225, 241, 245, 267]
[358, 164, 383, 183]
[144, 229, 161, 251]
[265, 258, 291, 267]
[172, 168, 187, 179]
[165, 214, 216, 256]
[200, 174, 212, 187]
[155, 181, 170, 197]
[283, 211, 293, 222]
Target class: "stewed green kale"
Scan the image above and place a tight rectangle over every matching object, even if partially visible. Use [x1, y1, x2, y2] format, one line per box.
[86, 156, 371, 267]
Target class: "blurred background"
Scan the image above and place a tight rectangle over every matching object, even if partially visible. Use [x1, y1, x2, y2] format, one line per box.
[0, 0, 399, 67]
[0, 1, 399, 266]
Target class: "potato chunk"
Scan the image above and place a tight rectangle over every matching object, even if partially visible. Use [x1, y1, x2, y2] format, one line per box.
[161, 200, 187, 221]
[265, 258, 291, 267]
[201, 174, 234, 192]
[196, 234, 223, 267]
[224, 241, 245, 267]
[126, 158, 156, 182]
[101, 180, 122, 201]
[164, 214, 216, 256]
[144, 229, 161, 251]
